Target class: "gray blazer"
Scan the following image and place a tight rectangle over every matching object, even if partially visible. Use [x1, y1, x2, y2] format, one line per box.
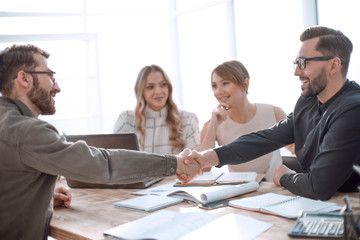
[0, 97, 177, 240]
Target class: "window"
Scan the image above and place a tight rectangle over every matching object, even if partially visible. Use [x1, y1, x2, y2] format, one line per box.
[234, 0, 303, 114]
[1, 0, 357, 134]
[318, 0, 360, 83]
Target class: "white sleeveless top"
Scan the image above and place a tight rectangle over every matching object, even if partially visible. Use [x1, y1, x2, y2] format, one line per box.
[216, 103, 282, 181]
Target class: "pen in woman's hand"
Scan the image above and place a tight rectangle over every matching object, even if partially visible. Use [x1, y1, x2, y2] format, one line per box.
[221, 106, 231, 111]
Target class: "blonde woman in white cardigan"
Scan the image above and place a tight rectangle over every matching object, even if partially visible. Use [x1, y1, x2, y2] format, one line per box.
[114, 64, 200, 154]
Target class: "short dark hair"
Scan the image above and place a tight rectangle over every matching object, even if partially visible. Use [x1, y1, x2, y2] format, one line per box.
[300, 26, 353, 78]
[0, 44, 50, 95]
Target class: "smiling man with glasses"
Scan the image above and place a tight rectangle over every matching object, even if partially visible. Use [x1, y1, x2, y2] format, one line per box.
[0, 44, 202, 239]
[293, 56, 336, 70]
[24, 70, 56, 84]
[186, 25, 360, 201]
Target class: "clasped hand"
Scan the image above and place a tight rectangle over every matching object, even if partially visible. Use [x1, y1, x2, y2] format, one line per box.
[54, 186, 72, 208]
[176, 149, 211, 183]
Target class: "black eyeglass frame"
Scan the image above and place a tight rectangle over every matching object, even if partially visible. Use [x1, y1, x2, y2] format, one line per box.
[293, 56, 335, 70]
[24, 71, 56, 83]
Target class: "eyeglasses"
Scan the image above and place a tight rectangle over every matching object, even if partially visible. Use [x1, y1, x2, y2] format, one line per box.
[293, 56, 335, 70]
[25, 71, 56, 84]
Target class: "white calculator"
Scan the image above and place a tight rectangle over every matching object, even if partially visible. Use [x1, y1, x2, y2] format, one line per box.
[288, 212, 344, 239]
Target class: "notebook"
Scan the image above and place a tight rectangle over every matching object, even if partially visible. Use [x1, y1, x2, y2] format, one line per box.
[133, 181, 260, 206]
[113, 195, 183, 212]
[229, 193, 341, 219]
[64, 133, 163, 189]
[168, 182, 260, 205]
[174, 171, 263, 186]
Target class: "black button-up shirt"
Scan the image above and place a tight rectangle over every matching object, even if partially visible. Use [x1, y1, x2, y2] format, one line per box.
[215, 80, 360, 200]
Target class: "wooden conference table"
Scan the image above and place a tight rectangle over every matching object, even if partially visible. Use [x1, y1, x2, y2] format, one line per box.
[50, 177, 359, 240]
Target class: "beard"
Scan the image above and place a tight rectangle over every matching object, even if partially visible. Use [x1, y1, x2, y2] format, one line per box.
[27, 75, 56, 115]
[301, 68, 327, 98]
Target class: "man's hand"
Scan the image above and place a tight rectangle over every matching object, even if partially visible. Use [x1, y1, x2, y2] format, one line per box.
[54, 186, 72, 208]
[273, 164, 296, 186]
[184, 149, 220, 170]
[176, 148, 202, 183]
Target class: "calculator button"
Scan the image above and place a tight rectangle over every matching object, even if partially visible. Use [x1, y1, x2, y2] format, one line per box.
[303, 221, 313, 233]
[327, 223, 337, 235]
[338, 223, 344, 235]
[310, 222, 320, 234]
[318, 222, 328, 234]
[292, 222, 303, 234]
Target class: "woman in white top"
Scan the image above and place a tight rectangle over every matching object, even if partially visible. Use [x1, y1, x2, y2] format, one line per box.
[114, 64, 200, 154]
[200, 60, 294, 181]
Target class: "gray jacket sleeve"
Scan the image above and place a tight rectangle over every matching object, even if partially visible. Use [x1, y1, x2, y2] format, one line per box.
[20, 119, 177, 184]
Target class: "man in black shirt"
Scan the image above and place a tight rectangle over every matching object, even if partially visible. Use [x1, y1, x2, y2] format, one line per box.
[189, 26, 360, 200]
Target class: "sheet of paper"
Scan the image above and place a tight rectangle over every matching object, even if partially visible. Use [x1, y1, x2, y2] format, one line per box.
[181, 213, 272, 240]
[103, 210, 216, 240]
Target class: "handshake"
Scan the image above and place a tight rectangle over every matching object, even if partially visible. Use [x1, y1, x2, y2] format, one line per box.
[177, 148, 296, 186]
[175, 148, 220, 183]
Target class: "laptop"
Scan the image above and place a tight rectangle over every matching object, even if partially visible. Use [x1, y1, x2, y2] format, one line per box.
[64, 133, 163, 189]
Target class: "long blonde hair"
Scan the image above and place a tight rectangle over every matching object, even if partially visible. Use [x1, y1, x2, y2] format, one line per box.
[134, 65, 184, 152]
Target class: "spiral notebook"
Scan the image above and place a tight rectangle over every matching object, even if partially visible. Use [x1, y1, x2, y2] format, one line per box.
[229, 193, 341, 219]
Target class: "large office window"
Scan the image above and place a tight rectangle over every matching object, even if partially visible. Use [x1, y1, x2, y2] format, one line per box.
[1, 0, 358, 134]
[318, 0, 360, 82]
[0, 0, 102, 134]
[233, 1, 303, 114]
[177, 0, 304, 126]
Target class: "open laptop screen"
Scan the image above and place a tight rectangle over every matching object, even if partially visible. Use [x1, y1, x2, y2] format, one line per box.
[64, 133, 162, 189]
[65, 133, 140, 150]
